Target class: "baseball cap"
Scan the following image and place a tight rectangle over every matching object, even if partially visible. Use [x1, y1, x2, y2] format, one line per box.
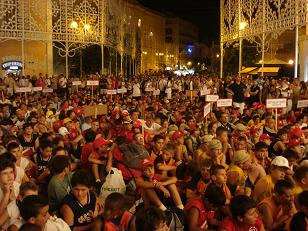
[122, 110, 130, 117]
[58, 127, 69, 136]
[233, 150, 251, 165]
[235, 123, 246, 131]
[200, 135, 214, 144]
[63, 118, 72, 124]
[93, 138, 112, 149]
[133, 120, 142, 128]
[271, 156, 289, 168]
[288, 139, 301, 149]
[260, 134, 271, 140]
[290, 128, 303, 139]
[208, 139, 222, 150]
[171, 131, 185, 141]
[141, 158, 154, 171]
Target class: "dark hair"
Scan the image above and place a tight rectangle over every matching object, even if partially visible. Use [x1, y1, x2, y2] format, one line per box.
[153, 134, 164, 143]
[50, 155, 70, 174]
[83, 129, 97, 143]
[216, 127, 228, 137]
[39, 138, 53, 150]
[200, 159, 214, 168]
[71, 170, 93, 188]
[274, 180, 294, 195]
[23, 123, 33, 130]
[19, 182, 38, 197]
[0, 153, 16, 170]
[208, 122, 217, 132]
[164, 144, 176, 153]
[19, 195, 48, 221]
[52, 146, 67, 156]
[290, 191, 308, 231]
[210, 165, 225, 176]
[294, 166, 308, 183]
[135, 206, 167, 231]
[6, 142, 20, 153]
[284, 149, 298, 160]
[104, 192, 127, 212]
[203, 183, 226, 207]
[298, 190, 308, 208]
[229, 195, 256, 218]
[254, 142, 268, 151]
[52, 136, 64, 147]
[19, 223, 41, 231]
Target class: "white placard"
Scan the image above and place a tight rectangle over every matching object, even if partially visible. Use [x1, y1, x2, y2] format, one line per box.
[266, 98, 287, 109]
[145, 87, 154, 92]
[200, 89, 211, 96]
[117, 88, 127, 94]
[43, 88, 53, 93]
[217, 99, 233, 107]
[297, 100, 308, 108]
[206, 95, 219, 102]
[107, 90, 117, 95]
[15, 87, 32, 93]
[32, 87, 42, 92]
[204, 103, 211, 117]
[153, 89, 160, 96]
[86, 80, 99, 86]
[72, 81, 82, 86]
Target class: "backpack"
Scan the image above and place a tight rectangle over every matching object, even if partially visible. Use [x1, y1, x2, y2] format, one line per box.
[118, 143, 150, 170]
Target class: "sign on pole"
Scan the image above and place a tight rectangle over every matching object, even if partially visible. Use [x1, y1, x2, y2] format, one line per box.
[86, 80, 99, 86]
[72, 81, 82, 86]
[297, 100, 308, 108]
[43, 88, 53, 93]
[200, 89, 211, 96]
[107, 90, 117, 95]
[32, 87, 42, 92]
[217, 99, 233, 107]
[204, 103, 211, 117]
[117, 88, 127, 94]
[15, 87, 32, 93]
[206, 95, 219, 102]
[266, 98, 287, 109]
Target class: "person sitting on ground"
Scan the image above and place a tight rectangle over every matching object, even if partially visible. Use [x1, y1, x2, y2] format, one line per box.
[253, 156, 289, 203]
[293, 166, 308, 196]
[154, 144, 181, 178]
[48, 155, 72, 214]
[185, 183, 226, 231]
[258, 179, 297, 230]
[210, 165, 232, 204]
[0, 182, 38, 230]
[19, 195, 70, 231]
[289, 190, 308, 231]
[172, 131, 190, 163]
[220, 195, 265, 231]
[88, 137, 113, 186]
[149, 134, 165, 161]
[136, 158, 184, 211]
[61, 170, 101, 230]
[91, 192, 134, 231]
[135, 206, 168, 231]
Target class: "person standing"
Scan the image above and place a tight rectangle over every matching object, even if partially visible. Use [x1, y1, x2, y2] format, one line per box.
[226, 74, 246, 114]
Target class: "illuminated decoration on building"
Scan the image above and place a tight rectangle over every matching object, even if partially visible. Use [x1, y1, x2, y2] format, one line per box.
[220, 0, 307, 79]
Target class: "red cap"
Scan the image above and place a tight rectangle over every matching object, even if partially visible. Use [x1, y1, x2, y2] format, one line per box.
[133, 120, 142, 128]
[250, 126, 260, 134]
[171, 131, 185, 140]
[289, 116, 297, 123]
[260, 134, 271, 140]
[291, 128, 303, 138]
[288, 139, 301, 149]
[141, 158, 154, 171]
[93, 138, 112, 149]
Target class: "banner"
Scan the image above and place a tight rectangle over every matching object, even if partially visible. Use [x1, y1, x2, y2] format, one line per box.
[297, 100, 308, 108]
[204, 103, 211, 117]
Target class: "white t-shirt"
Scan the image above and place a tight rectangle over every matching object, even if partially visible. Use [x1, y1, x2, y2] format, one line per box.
[15, 166, 25, 184]
[141, 120, 161, 132]
[132, 83, 141, 97]
[44, 216, 71, 231]
[7, 200, 22, 229]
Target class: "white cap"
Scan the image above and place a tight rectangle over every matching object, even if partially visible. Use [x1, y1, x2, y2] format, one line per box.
[271, 156, 289, 168]
[58, 127, 69, 136]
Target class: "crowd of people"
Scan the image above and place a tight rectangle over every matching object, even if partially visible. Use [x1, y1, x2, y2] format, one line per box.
[0, 71, 307, 231]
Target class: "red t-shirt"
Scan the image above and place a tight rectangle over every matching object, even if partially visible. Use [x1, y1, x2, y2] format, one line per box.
[220, 217, 263, 231]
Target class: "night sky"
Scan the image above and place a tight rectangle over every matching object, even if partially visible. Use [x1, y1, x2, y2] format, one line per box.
[137, 0, 220, 45]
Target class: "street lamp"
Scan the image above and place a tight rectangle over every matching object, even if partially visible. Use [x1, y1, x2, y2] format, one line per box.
[239, 21, 247, 72]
